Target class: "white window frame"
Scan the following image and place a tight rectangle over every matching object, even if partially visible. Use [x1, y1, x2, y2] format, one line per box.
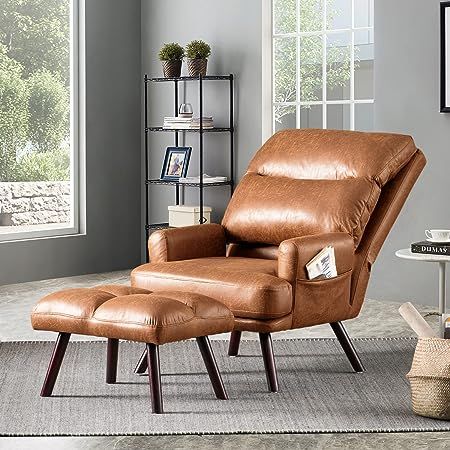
[0, 0, 84, 243]
[262, 0, 374, 142]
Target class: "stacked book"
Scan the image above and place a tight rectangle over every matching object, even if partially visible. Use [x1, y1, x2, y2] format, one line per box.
[411, 241, 450, 255]
[179, 174, 228, 184]
[163, 116, 214, 129]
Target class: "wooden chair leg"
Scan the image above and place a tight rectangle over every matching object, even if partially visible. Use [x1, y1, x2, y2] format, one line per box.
[228, 330, 242, 357]
[196, 336, 228, 400]
[330, 321, 365, 373]
[146, 343, 163, 414]
[106, 338, 119, 384]
[259, 332, 279, 393]
[134, 348, 148, 374]
[40, 332, 71, 397]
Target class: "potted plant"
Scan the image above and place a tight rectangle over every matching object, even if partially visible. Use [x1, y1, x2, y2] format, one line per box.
[158, 42, 184, 78]
[185, 40, 211, 77]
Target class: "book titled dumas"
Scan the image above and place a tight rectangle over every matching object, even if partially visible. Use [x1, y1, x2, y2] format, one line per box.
[411, 241, 450, 255]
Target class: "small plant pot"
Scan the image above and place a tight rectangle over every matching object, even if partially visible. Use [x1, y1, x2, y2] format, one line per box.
[187, 59, 208, 77]
[161, 60, 182, 78]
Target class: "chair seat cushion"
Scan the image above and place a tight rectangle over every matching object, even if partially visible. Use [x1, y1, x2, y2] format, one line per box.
[131, 257, 293, 320]
[31, 286, 234, 345]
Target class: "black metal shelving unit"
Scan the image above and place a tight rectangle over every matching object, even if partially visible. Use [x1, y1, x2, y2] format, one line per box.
[144, 73, 235, 261]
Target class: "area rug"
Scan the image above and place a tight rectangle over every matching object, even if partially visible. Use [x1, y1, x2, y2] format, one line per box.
[0, 338, 449, 436]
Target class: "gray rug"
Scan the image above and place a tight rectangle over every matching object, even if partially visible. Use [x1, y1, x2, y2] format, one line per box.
[0, 338, 449, 436]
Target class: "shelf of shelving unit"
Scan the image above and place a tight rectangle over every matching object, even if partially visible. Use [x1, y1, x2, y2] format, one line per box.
[147, 127, 232, 133]
[145, 222, 171, 232]
[143, 73, 235, 262]
[147, 75, 232, 82]
[146, 179, 232, 188]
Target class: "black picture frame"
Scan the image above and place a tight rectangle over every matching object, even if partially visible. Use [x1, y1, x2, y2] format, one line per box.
[160, 146, 192, 181]
[441, 2, 450, 112]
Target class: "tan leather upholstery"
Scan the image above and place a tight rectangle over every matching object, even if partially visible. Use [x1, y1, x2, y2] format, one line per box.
[278, 233, 354, 327]
[31, 286, 234, 345]
[223, 129, 417, 247]
[131, 257, 292, 320]
[223, 175, 379, 246]
[245, 129, 417, 185]
[149, 223, 226, 263]
[132, 129, 426, 331]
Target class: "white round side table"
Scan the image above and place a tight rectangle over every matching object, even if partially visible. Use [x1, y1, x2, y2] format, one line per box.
[396, 248, 449, 336]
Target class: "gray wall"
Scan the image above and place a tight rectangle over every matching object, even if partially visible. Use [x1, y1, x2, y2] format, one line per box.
[0, 0, 142, 285]
[141, 0, 262, 239]
[369, 0, 450, 306]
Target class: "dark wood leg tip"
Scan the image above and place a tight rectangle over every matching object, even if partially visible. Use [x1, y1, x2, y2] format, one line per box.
[259, 332, 279, 393]
[197, 336, 229, 400]
[134, 348, 149, 375]
[330, 322, 366, 373]
[40, 332, 71, 397]
[147, 343, 164, 414]
[106, 338, 119, 384]
[228, 330, 242, 357]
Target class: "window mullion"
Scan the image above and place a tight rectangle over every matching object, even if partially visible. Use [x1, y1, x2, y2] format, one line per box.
[350, 0, 355, 130]
[322, 0, 327, 129]
[296, 0, 301, 129]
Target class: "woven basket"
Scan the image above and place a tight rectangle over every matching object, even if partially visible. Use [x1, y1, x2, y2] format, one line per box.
[187, 58, 208, 77]
[161, 60, 182, 78]
[407, 338, 450, 420]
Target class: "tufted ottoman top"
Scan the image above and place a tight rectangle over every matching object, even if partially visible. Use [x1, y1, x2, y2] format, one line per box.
[31, 285, 234, 345]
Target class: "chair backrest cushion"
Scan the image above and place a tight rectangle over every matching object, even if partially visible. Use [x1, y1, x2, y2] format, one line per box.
[222, 129, 418, 246]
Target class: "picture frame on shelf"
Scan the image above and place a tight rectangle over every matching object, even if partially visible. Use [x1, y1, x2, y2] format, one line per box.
[441, 1, 450, 112]
[160, 147, 192, 181]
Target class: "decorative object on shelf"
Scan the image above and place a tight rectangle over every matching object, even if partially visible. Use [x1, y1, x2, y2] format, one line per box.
[179, 103, 193, 118]
[185, 40, 211, 76]
[441, 2, 450, 112]
[160, 147, 191, 181]
[158, 42, 184, 78]
[163, 116, 214, 129]
[179, 174, 228, 184]
[168, 205, 212, 227]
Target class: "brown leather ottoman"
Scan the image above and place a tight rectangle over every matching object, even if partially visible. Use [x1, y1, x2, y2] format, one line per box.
[31, 285, 234, 414]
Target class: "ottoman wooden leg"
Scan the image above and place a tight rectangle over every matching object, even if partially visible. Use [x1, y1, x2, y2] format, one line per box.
[41, 332, 71, 397]
[228, 330, 242, 357]
[106, 338, 119, 384]
[134, 348, 148, 374]
[196, 336, 228, 400]
[146, 343, 163, 414]
[259, 332, 279, 393]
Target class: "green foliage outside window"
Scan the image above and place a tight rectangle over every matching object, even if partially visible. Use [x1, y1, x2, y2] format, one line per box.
[273, 0, 357, 123]
[0, 0, 70, 182]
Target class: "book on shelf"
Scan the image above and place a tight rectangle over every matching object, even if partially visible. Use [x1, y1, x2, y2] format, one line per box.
[163, 116, 214, 129]
[411, 240, 450, 255]
[305, 246, 337, 280]
[179, 174, 228, 184]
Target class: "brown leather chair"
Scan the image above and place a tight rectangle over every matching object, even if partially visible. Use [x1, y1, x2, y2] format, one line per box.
[132, 129, 426, 392]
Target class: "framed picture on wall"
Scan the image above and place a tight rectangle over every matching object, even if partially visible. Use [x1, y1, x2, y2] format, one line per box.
[160, 147, 192, 181]
[441, 2, 450, 112]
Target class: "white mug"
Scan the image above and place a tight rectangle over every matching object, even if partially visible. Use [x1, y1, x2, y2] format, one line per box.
[425, 229, 450, 242]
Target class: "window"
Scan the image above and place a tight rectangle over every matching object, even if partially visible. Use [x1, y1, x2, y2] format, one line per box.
[262, 0, 374, 139]
[0, 0, 80, 241]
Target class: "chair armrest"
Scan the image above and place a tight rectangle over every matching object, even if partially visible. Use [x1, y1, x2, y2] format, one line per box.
[278, 232, 354, 284]
[148, 224, 227, 263]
